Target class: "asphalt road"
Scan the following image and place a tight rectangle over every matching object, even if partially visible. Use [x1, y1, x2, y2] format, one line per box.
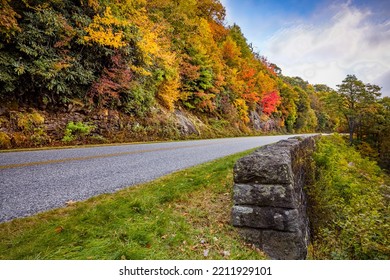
[0, 135, 311, 223]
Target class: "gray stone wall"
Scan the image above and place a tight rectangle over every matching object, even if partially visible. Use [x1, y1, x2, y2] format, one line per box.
[232, 136, 317, 259]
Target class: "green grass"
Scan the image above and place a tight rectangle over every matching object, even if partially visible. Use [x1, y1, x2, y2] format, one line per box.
[0, 149, 267, 260]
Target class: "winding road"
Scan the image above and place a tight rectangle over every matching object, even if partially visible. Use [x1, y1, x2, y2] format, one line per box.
[0, 135, 312, 222]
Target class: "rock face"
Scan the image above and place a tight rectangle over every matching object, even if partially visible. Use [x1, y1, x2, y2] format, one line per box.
[232, 136, 317, 259]
[249, 111, 262, 130]
[174, 110, 199, 136]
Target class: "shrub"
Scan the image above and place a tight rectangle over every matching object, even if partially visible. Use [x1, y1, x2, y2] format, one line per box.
[121, 84, 155, 117]
[0, 131, 11, 149]
[89, 134, 108, 144]
[62, 121, 94, 143]
[306, 134, 390, 259]
[16, 111, 44, 132]
[11, 111, 48, 147]
[10, 132, 27, 147]
[30, 127, 50, 146]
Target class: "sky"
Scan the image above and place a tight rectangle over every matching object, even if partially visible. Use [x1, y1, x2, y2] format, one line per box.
[220, 0, 390, 97]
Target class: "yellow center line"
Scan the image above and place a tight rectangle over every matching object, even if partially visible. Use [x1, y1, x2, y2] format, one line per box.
[0, 142, 219, 170]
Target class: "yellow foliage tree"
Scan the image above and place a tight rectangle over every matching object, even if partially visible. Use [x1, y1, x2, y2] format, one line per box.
[234, 98, 250, 123]
[84, 7, 127, 48]
[157, 74, 180, 111]
[154, 31, 181, 110]
[221, 36, 242, 67]
[257, 71, 278, 95]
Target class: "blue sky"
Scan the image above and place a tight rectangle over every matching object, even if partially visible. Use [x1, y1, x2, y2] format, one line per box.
[220, 0, 390, 96]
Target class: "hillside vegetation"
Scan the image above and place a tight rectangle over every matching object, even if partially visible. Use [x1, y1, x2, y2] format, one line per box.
[1, 0, 389, 169]
[307, 135, 390, 259]
[0, 1, 340, 145]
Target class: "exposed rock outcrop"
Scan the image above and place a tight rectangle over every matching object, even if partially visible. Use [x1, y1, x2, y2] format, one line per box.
[174, 110, 199, 136]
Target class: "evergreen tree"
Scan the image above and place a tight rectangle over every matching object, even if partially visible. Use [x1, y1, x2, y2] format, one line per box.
[336, 75, 381, 144]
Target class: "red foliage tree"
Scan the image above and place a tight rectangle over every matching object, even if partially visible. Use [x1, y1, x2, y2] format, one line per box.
[261, 91, 281, 115]
[88, 53, 132, 106]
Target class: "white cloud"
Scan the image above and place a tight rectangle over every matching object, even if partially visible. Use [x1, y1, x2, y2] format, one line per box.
[262, 2, 390, 96]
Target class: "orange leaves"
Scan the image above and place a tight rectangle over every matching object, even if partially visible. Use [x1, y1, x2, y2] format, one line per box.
[242, 92, 260, 105]
[240, 64, 260, 105]
[241, 66, 256, 80]
[222, 36, 241, 67]
[232, 65, 281, 116]
[220, 33, 282, 117]
[0, 0, 21, 41]
[209, 20, 228, 42]
[196, 0, 226, 23]
[180, 59, 201, 83]
[52, 16, 76, 50]
[195, 91, 216, 112]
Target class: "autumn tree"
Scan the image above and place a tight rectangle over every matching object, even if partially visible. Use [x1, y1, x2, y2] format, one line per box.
[229, 24, 253, 59]
[279, 83, 298, 132]
[261, 91, 281, 115]
[240, 63, 260, 107]
[84, 6, 128, 48]
[0, 0, 21, 42]
[311, 85, 342, 132]
[0, 0, 333, 137]
[196, 0, 226, 23]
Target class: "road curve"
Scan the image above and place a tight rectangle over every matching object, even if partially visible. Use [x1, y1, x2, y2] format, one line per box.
[0, 135, 313, 222]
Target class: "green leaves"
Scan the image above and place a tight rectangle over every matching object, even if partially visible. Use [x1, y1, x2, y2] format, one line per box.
[335, 74, 382, 143]
[307, 135, 389, 259]
[62, 121, 95, 143]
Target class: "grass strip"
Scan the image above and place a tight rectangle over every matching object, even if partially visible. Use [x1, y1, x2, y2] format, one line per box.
[0, 149, 267, 260]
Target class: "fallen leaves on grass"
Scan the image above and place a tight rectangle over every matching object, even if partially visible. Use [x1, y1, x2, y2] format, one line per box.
[54, 226, 64, 233]
[65, 200, 77, 206]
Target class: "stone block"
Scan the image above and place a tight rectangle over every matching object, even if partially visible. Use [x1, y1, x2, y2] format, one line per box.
[233, 147, 293, 184]
[237, 228, 263, 245]
[232, 206, 300, 232]
[262, 230, 307, 260]
[233, 183, 299, 208]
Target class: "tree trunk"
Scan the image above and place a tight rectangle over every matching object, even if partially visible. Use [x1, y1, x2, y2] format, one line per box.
[348, 118, 355, 145]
